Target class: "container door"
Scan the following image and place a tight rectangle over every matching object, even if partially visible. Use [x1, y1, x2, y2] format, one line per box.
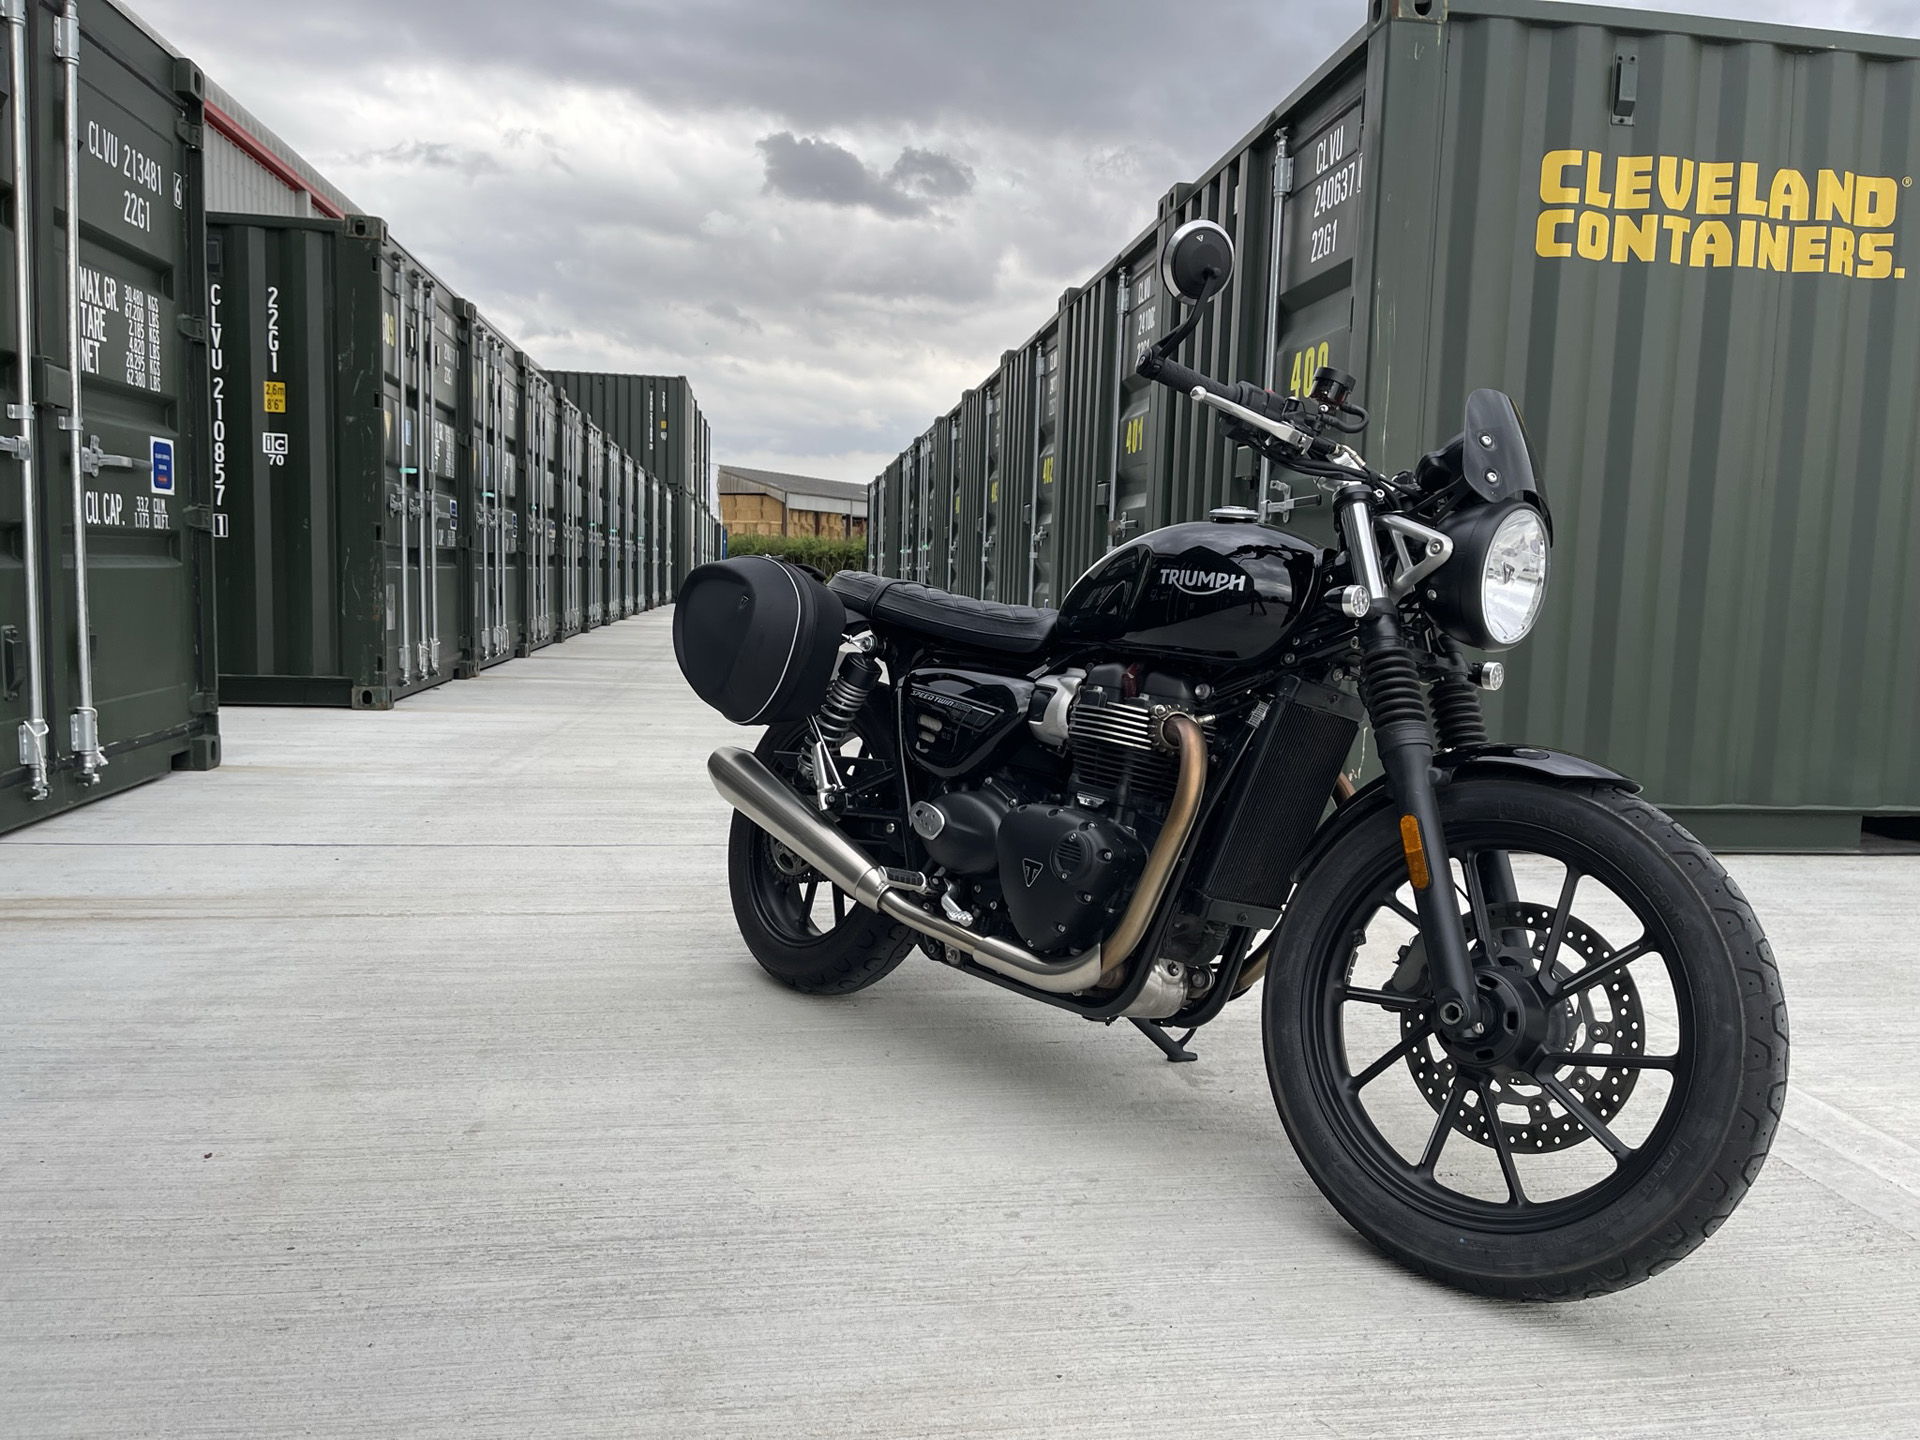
[3, 1, 218, 832]
[1110, 253, 1161, 550]
[1268, 89, 1363, 540]
[1031, 338, 1060, 605]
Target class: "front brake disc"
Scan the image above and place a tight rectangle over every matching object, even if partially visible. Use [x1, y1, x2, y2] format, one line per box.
[1393, 901, 1646, 1154]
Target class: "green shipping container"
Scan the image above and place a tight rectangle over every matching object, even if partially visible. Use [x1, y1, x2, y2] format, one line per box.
[876, 0, 1920, 849]
[551, 371, 713, 595]
[519, 360, 561, 650]
[455, 303, 521, 675]
[2, 0, 219, 835]
[207, 213, 466, 708]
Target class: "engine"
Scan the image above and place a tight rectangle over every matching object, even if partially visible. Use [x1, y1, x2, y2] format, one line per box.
[905, 661, 1201, 956]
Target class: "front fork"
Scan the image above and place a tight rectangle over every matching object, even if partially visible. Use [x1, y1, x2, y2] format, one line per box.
[1337, 487, 1497, 1044]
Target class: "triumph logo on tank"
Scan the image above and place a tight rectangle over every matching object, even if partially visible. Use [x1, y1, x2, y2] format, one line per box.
[1159, 566, 1247, 597]
[1534, 151, 1909, 279]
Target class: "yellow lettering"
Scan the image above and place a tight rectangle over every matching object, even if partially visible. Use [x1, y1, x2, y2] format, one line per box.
[1737, 163, 1769, 217]
[1769, 168, 1809, 221]
[1792, 225, 1828, 273]
[1859, 232, 1895, 280]
[1584, 152, 1613, 208]
[1535, 208, 1575, 258]
[1540, 150, 1582, 204]
[1658, 156, 1694, 211]
[1613, 213, 1659, 261]
[1738, 219, 1757, 267]
[1661, 215, 1692, 263]
[1577, 211, 1609, 259]
[1757, 223, 1791, 272]
[1828, 225, 1856, 276]
[1857, 176, 1898, 227]
[1615, 155, 1653, 209]
[1697, 162, 1735, 215]
[1816, 170, 1855, 224]
[1689, 220, 1734, 267]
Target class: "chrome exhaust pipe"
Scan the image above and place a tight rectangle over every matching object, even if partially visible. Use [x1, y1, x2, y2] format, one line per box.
[707, 747, 1106, 994]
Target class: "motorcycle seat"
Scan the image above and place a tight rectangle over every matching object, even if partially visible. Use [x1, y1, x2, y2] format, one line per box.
[828, 571, 1057, 657]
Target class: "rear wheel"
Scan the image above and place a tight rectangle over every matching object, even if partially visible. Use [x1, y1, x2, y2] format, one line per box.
[727, 707, 916, 995]
[1263, 777, 1788, 1299]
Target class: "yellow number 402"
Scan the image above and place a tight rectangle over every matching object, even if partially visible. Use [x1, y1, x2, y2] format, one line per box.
[1288, 341, 1332, 396]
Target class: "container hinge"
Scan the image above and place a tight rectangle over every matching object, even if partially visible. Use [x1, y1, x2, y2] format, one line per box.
[182, 504, 220, 532]
[176, 118, 204, 150]
[52, 13, 78, 60]
[188, 689, 218, 716]
[176, 314, 207, 342]
[80, 435, 149, 477]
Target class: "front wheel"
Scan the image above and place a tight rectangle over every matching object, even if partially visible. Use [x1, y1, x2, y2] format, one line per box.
[1263, 776, 1788, 1300]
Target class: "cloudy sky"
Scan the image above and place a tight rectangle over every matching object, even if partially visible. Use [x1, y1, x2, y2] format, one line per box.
[139, 0, 1919, 484]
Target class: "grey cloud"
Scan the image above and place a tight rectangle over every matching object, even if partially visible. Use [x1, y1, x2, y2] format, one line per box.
[757, 132, 972, 217]
[354, 139, 503, 174]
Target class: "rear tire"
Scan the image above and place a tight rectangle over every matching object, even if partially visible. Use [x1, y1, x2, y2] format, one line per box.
[1262, 777, 1789, 1300]
[727, 715, 916, 996]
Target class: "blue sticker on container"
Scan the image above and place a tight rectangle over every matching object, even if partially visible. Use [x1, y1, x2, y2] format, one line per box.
[150, 437, 174, 494]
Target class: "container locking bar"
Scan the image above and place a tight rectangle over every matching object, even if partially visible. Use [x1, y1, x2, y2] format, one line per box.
[60, 0, 103, 783]
[395, 273, 413, 682]
[4, 0, 48, 798]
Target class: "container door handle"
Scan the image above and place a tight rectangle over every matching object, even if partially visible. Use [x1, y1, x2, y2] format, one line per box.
[57, 0, 103, 782]
[3, 0, 49, 798]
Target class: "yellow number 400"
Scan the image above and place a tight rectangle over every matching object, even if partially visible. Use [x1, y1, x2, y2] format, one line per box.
[1288, 341, 1332, 396]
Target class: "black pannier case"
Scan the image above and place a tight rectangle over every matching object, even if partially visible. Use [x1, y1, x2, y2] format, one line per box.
[675, 557, 848, 724]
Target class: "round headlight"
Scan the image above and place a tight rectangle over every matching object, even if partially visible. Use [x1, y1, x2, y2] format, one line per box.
[1428, 500, 1550, 651]
[1481, 506, 1549, 645]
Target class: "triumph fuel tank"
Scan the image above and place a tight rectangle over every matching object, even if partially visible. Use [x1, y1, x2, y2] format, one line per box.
[1054, 521, 1323, 665]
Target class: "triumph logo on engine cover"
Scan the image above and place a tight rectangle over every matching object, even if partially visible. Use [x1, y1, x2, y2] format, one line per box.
[1021, 858, 1044, 888]
[1159, 566, 1247, 597]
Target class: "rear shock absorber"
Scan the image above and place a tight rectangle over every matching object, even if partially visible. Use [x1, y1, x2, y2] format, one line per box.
[815, 647, 881, 747]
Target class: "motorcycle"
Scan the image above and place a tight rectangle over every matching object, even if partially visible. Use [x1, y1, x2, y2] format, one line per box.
[673, 220, 1788, 1299]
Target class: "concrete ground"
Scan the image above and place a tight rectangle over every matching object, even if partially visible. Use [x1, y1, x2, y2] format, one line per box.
[3, 611, 1917, 1439]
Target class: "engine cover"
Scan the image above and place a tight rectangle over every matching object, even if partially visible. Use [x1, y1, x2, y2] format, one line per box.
[996, 804, 1146, 955]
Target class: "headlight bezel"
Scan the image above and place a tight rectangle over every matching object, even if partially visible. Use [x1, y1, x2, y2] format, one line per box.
[1427, 499, 1551, 652]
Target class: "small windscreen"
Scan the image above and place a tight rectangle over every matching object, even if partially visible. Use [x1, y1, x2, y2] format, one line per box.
[1461, 390, 1538, 505]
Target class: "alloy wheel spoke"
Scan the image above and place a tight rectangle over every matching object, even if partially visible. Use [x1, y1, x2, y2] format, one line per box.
[1349, 1018, 1436, 1092]
[1418, 1076, 1468, 1174]
[1538, 867, 1583, 988]
[1539, 1050, 1676, 1072]
[1480, 1083, 1529, 1205]
[1555, 938, 1653, 1000]
[1461, 851, 1497, 957]
[1383, 894, 1421, 928]
[1340, 986, 1431, 1014]
[1535, 1070, 1634, 1161]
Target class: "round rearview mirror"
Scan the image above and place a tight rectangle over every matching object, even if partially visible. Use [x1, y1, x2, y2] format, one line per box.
[1161, 219, 1234, 304]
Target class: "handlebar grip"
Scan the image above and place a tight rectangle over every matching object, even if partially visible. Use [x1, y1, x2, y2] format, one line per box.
[1137, 350, 1234, 402]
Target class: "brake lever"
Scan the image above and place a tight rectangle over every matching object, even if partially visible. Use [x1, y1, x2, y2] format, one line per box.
[1189, 386, 1318, 452]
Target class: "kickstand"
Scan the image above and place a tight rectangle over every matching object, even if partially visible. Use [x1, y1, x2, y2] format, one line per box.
[1131, 1019, 1199, 1063]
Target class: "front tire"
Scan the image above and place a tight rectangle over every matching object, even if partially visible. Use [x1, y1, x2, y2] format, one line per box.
[1263, 776, 1788, 1300]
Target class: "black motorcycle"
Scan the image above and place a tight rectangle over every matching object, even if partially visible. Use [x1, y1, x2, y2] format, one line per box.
[673, 220, 1787, 1300]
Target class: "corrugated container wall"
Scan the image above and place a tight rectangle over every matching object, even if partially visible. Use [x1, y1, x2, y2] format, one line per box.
[551, 371, 713, 594]
[2, 0, 220, 835]
[873, 0, 1920, 849]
